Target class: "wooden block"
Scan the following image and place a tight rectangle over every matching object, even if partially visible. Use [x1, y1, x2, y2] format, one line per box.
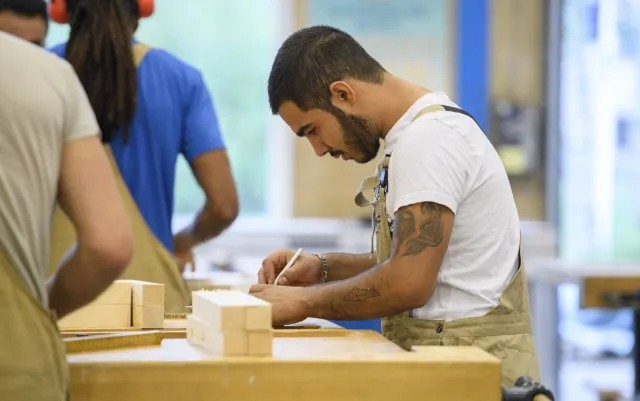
[133, 305, 164, 328]
[186, 315, 248, 356]
[205, 330, 248, 356]
[58, 304, 131, 329]
[191, 291, 270, 331]
[192, 291, 244, 330]
[186, 315, 208, 345]
[118, 280, 165, 307]
[57, 281, 135, 329]
[247, 330, 273, 356]
[245, 301, 271, 331]
[92, 281, 132, 305]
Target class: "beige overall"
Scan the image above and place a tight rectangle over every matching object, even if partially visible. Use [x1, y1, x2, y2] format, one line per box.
[48, 44, 191, 314]
[0, 249, 69, 401]
[355, 105, 541, 385]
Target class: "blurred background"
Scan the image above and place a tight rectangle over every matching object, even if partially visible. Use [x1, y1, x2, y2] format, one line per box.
[46, 0, 640, 400]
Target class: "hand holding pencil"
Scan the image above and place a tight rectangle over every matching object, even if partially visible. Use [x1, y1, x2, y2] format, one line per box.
[257, 248, 324, 286]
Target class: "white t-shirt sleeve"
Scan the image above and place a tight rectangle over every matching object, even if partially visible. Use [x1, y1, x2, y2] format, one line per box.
[60, 61, 101, 143]
[389, 118, 472, 215]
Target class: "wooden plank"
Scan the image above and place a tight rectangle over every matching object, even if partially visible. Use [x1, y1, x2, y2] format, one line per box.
[60, 318, 337, 340]
[64, 331, 163, 354]
[68, 339, 501, 401]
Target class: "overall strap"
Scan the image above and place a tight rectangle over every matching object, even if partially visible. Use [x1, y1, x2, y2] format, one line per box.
[411, 103, 481, 127]
[133, 43, 152, 67]
[354, 156, 390, 207]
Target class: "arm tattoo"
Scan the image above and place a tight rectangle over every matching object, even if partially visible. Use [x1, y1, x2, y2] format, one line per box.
[343, 287, 381, 302]
[393, 202, 445, 257]
[394, 209, 415, 245]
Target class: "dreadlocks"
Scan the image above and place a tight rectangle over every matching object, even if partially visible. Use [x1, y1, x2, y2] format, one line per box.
[65, 0, 139, 143]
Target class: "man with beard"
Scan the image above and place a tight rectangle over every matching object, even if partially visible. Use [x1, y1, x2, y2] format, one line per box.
[251, 25, 540, 385]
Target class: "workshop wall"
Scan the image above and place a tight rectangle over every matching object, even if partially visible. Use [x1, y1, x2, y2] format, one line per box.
[291, 0, 457, 219]
[490, 0, 547, 221]
[290, 0, 549, 221]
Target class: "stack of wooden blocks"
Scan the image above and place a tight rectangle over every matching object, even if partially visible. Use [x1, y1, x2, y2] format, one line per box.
[187, 290, 273, 357]
[58, 280, 165, 330]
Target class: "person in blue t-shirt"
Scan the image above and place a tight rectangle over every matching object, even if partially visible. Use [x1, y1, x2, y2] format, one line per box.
[49, 0, 239, 270]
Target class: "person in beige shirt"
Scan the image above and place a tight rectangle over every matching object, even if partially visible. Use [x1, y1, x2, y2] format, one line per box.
[0, 31, 133, 400]
[0, 0, 48, 46]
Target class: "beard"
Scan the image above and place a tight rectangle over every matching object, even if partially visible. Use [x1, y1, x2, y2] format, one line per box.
[328, 105, 381, 164]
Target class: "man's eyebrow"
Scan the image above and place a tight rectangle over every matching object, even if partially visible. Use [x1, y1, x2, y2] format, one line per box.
[295, 123, 312, 137]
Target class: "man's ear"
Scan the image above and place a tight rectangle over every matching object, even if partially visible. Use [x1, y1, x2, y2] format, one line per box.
[329, 81, 356, 105]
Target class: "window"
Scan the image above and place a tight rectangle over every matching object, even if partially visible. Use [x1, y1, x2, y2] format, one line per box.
[556, 1, 640, 398]
[559, 0, 640, 261]
[45, 0, 291, 229]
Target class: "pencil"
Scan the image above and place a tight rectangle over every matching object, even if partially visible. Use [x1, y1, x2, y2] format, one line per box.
[274, 248, 303, 285]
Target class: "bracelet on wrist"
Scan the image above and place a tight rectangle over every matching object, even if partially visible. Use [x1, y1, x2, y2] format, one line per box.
[313, 253, 328, 283]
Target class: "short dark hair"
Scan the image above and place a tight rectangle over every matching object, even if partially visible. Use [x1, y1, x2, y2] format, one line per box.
[0, 0, 48, 24]
[268, 25, 386, 115]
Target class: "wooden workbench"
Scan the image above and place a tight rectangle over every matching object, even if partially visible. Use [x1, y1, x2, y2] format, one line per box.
[67, 328, 502, 401]
[60, 317, 343, 339]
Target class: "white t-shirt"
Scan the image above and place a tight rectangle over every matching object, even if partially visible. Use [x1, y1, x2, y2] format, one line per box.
[383, 92, 520, 321]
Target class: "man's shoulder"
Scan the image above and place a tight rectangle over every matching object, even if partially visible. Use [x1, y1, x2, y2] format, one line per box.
[396, 115, 468, 153]
[1, 34, 67, 68]
[0, 35, 74, 81]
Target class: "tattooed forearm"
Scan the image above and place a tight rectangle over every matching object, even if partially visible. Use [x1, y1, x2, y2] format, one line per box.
[392, 202, 445, 257]
[343, 287, 381, 302]
[322, 253, 377, 282]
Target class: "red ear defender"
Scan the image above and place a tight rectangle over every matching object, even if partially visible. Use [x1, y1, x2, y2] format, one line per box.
[137, 0, 155, 18]
[48, 0, 70, 24]
[48, 0, 155, 24]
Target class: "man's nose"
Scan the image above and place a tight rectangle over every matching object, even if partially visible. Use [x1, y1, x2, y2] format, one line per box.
[308, 136, 331, 157]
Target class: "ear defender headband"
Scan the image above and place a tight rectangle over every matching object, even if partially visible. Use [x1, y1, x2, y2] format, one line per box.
[48, 0, 154, 24]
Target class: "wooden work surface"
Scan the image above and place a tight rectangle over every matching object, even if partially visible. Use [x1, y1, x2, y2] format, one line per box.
[61, 318, 343, 339]
[163, 317, 343, 330]
[67, 330, 501, 401]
